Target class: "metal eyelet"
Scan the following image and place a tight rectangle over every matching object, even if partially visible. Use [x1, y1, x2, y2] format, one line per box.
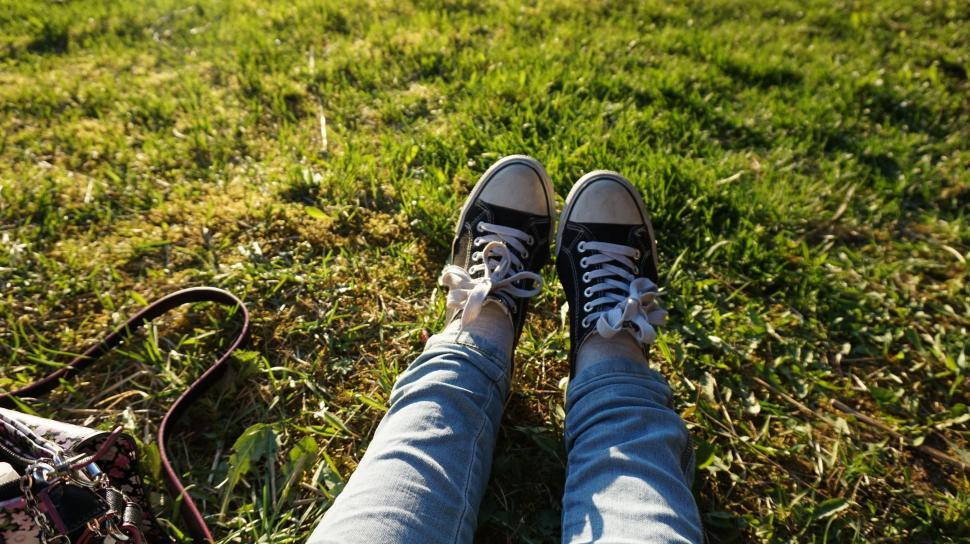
[582, 272, 590, 282]
[577, 241, 586, 252]
[583, 303, 592, 312]
[584, 288, 592, 297]
[474, 237, 483, 246]
[526, 236, 534, 246]
[472, 251, 482, 261]
[580, 257, 588, 268]
[477, 223, 486, 232]
[581, 317, 590, 328]
[634, 249, 641, 259]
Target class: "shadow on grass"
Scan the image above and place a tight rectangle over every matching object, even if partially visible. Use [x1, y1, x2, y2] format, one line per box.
[477, 393, 566, 543]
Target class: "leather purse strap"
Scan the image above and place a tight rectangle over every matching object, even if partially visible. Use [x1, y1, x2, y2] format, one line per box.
[0, 287, 250, 543]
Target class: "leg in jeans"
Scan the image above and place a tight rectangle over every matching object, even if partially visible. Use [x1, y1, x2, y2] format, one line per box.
[307, 317, 512, 544]
[308, 155, 555, 544]
[555, 171, 703, 543]
[561, 358, 703, 543]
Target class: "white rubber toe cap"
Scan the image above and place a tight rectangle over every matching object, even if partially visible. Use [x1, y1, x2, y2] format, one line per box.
[567, 176, 644, 224]
[479, 162, 550, 216]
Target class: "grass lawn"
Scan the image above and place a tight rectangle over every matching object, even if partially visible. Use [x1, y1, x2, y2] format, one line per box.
[1, 0, 968, 541]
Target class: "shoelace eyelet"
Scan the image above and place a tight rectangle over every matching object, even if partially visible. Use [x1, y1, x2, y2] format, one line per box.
[577, 241, 586, 252]
[582, 272, 590, 282]
[634, 249, 641, 259]
[584, 287, 592, 297]
[580, 257, 589, 268]
[583, 302, 592, 312]
[442, 221, 544, 328]
[581, 317, 590, 328]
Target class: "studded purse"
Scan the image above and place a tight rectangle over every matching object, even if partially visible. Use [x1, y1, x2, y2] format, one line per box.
[0, 287, 249, 543]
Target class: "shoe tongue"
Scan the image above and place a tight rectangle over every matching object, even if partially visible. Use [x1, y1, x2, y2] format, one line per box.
[479, 201, 544, 233]
[577, 222, 641, 247]
[452, 201, 545, 270]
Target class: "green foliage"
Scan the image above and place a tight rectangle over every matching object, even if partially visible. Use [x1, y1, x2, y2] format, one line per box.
[0, 0, 967, 542]
[223, 423, 280, 514]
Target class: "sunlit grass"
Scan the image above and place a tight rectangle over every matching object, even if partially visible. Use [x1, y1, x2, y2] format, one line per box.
[1, 0, 967, 542]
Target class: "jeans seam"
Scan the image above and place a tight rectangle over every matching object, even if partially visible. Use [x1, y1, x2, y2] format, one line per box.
[567, 373, 670, 417]
[681, 431, 696, 485]
[452, 336, 509, 374]
[453, 379, 495, 544]
[428, 334, 511, 390]
[572, 369, 668, 391]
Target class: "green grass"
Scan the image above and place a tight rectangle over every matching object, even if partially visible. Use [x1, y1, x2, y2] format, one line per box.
[1, 0, 967, 541]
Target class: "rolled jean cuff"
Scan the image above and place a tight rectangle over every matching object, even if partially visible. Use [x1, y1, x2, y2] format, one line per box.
[566, 358, 672, 412]
[425, 328, 512, 390]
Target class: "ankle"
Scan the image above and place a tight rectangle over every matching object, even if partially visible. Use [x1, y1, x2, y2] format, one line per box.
[443, 299, 515, 355]
[574, 331, 647, 376]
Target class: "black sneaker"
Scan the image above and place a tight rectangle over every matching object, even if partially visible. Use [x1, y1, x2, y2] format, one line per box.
[555, 171, 667, 376]
[439, 155, 555, 344]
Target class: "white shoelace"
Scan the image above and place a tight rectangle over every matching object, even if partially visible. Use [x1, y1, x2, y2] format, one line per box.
[439, 222, 542, 327]
[577, 240, 666, 344]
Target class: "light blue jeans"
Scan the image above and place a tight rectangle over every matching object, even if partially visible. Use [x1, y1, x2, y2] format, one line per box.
[308, 328, 703, 543]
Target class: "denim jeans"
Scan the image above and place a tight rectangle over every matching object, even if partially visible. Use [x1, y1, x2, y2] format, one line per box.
[307, 328, 703, 544]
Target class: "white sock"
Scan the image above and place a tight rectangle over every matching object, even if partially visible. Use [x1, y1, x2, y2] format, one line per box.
[574, 330, 646, 376]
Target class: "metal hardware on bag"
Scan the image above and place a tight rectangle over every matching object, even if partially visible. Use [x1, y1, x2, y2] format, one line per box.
[86, 515, 132, 541]
[19, 463, 67, 544]
[1, 410, 74, 543]
[106, 520, 132, 541]
[83, 460, 104, 480]
[27, 461, 57, 484]
[92, 459, 137, 542]
[16, 455, 146, 543]
[1, 286, 252, 542]
[1, 414, 140, 542]
[86, 518, 108, 537]
[0, 412, 66, 460]
[0, 438, 36, 466]
[111, 526, 131, 541]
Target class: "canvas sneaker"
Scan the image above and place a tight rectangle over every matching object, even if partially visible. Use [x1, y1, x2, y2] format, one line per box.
[555, 171, 667, 376]
[439, 155, 555, 345]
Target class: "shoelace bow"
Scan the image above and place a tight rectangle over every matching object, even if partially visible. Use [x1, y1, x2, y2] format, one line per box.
[439, 222, 542, 327]
[578, 240, 666, 344]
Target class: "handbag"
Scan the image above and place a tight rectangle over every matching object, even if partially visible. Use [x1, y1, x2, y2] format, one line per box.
[0, 287, 250, 543]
